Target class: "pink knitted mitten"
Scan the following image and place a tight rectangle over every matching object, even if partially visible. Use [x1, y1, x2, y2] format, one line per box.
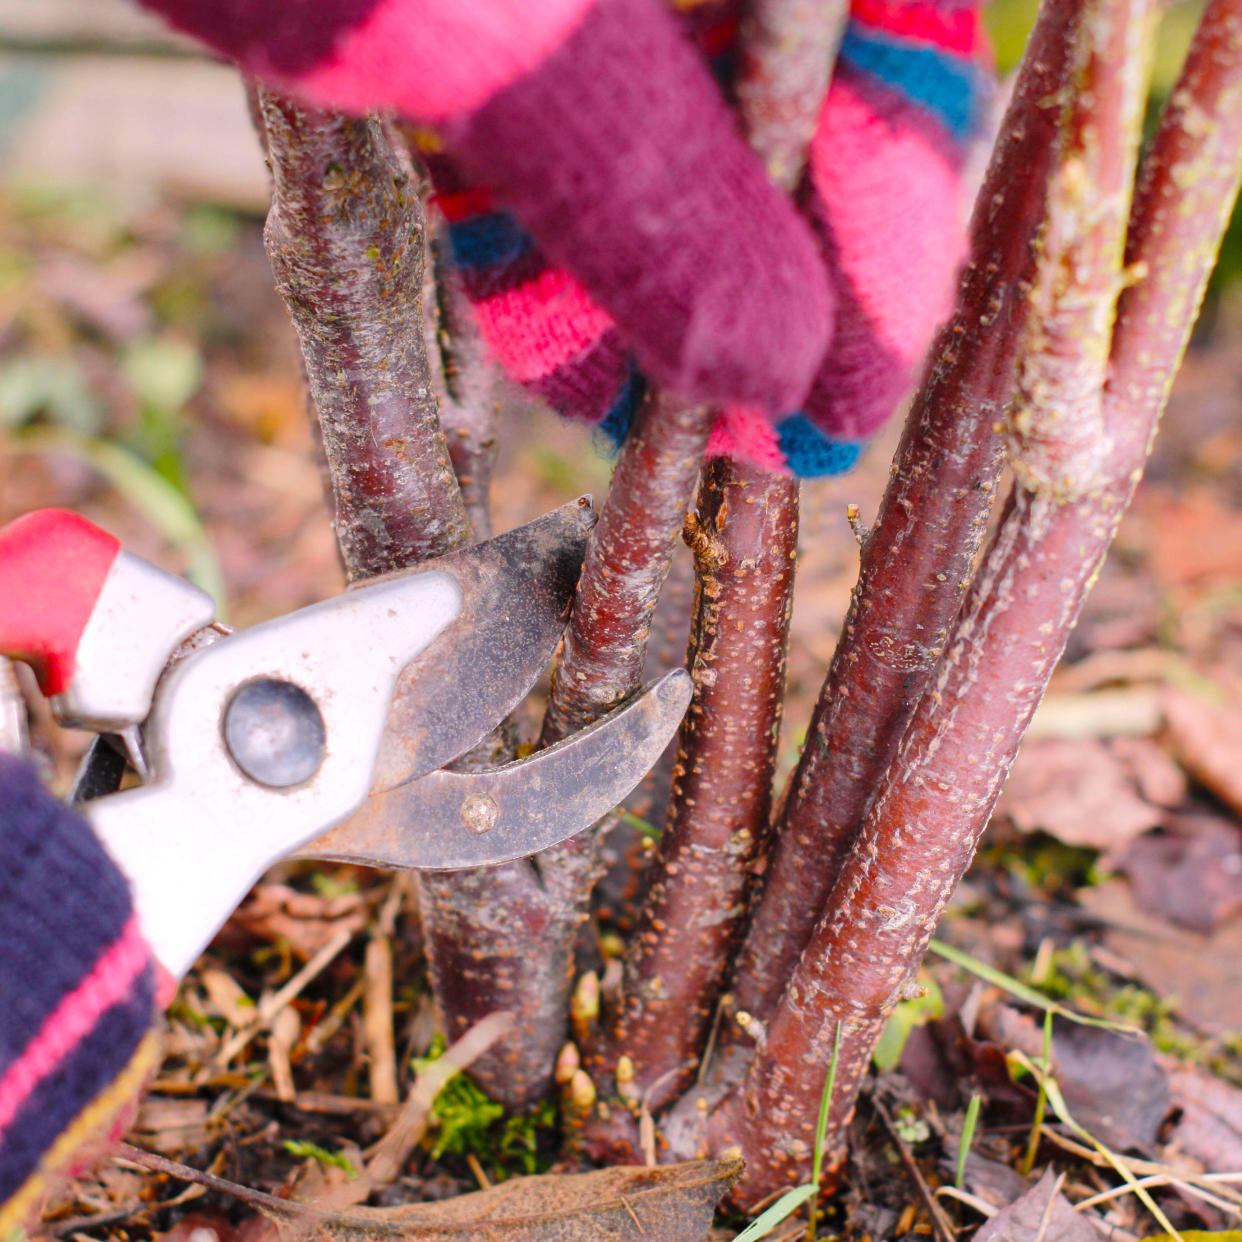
[431, 0, 992, 476]
[136, 0, 833, 413]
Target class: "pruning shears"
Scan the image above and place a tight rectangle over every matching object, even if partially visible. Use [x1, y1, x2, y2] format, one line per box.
[0, 503, 690, 980]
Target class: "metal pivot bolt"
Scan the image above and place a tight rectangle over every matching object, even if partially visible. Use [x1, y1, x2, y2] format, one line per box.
[223, 678, 326, 788]
[461, 791, 500, 834]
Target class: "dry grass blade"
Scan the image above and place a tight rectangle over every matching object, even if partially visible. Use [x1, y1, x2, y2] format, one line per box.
[362, 1010, 515, 1189]
[215, 926, 355, 1068]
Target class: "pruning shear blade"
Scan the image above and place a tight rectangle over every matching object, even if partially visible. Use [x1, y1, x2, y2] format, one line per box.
[299, 669, 692, 870]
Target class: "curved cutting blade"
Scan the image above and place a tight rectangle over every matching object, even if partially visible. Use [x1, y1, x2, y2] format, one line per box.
[367, 496, 595, 791]
[297, 669, 692, 870]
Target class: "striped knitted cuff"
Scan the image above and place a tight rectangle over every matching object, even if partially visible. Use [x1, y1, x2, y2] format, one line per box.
[435, 0, 831, 411]
[421, 0, 989, 477]
[0, 756, 159, 1235]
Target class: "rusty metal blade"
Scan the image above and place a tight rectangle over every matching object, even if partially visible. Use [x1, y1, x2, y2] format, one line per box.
[297, 670, 692, 870]
[366, 497, 596, 791]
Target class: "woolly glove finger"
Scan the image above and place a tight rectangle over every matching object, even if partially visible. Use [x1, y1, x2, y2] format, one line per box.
[707, 0, 993, 474]
[136, 0, 833, 413]
[0, 756, 159, 1235]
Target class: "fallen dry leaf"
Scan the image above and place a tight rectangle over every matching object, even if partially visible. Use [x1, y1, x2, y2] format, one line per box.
[133, 1097, 213, 1157]
[138, 1149, 742, 1242]
[1039, 1020, 1168, 1152]
[1162, 689, 1242, 818]
[950, 1152, 1033, 1211]
[1111, 736, 1190, 809]
[997, 737, 1165, 856]
[976, 1005, 1169, 1151]
[225, 884, 371, 960]
[290, 1159, 741, 1241]
[1165, 1062, 1242, 1176]
[1079, 880, 1242, 1032]
[1119, 814, 1242, 934]
[974, 1169, 1096, 1242]
[158, 1210, 260, 1242]
[1138, 486, 1242, 592]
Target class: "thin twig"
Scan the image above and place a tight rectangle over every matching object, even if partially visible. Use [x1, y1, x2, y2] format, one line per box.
[363, 1011, 516, 1187]
[871, 1095, 959, 1242]
[214, 926, 354, 1068]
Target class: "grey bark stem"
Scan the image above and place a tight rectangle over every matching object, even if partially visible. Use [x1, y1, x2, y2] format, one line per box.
[260, 94, 469, 575]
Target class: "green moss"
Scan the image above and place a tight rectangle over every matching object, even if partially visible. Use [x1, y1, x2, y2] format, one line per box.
[413, 1036, 558, 1178]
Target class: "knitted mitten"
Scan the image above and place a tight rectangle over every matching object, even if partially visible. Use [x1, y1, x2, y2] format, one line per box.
[694, 0, 995, 473]
[428, 0, 992, 477]
[0, 756, 159, 1235]
[798, 0, 993, 450]
[136, 0, 833, 413]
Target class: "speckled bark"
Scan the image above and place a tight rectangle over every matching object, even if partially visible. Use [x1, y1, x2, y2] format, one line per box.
[417, 856, 583, 1109]
[261, 94, 576, 1111]
[735, 0, 848, 191]
[539, 393, 715, 749]
[260, 93, 470, 574]
[471, 391, 712, 1111]
[718, 0, 1081, 1057]
[711, 0, 1242, 1204]
[565, 0, 833, 1151]
[1109, 0, 1242, 428]
[595, 543, 696, 935]
[589, 462, 798, 1119]
[528, 395, 715, 957]
[410, 226, 591, 1109]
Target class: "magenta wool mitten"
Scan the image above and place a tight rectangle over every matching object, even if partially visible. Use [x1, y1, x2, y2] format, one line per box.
[135, 0, 833, 413]
[425, 0, 992, 476]
[0, 755, 160, 1234]
[412, 1, 744, 445]
[709, 0, 994, 473]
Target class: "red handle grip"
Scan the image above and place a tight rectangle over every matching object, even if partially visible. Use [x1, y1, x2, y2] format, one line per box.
[0, 509, 120, 696]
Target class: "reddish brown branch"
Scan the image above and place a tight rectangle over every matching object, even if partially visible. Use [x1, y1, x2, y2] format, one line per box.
[735, 0, 848, 192]
[260, 93, 469, 575]
[417, 859, 580, 1110]
[571, 0, 834, 1146]
[595, 543, 696, 935]
[1108, 0, 1242, 430]
[261, 95, 572, 1111]
[539, 393, 715, 749]
[591, 462, 798, 1116]
[463, 392, 710, 1109]
[531, 392, 715, 941]
[709, 0, 1242, 1204]
[1008, 0, 1148, 499]
[418, 312, 715, 1109]
[717, 0, 1082, 1056]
